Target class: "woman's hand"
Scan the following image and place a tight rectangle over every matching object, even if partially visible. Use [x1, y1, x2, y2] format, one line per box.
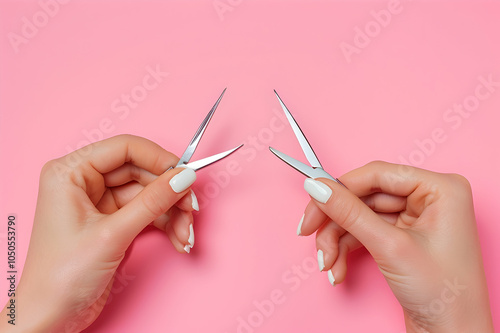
[0, 135, 198, 332]
[300, 161, 494, 332]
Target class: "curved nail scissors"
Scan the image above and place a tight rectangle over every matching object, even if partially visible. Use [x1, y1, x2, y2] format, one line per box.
[269, 90, 346, 187]
[169, 88, 243, 171]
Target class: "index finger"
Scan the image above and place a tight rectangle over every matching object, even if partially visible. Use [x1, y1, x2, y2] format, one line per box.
[71, 134, 178, 175]
[340, 161, 438, 197]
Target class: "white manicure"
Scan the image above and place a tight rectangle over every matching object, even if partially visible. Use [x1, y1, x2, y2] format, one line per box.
[191, 190, 199, 211]
[183, 245, 191, 254]
[328, 270, 336, 286]
[188, 224, 195, 248]
[317, 249, 325, 271]
[169, 168, 196, 193]
[304, 178, 332, 204]
[297, 214, 304, 236]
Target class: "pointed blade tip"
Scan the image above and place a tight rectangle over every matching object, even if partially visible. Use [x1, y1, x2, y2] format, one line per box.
[232, 143, 244, 152]
[274, 90, 282, 101]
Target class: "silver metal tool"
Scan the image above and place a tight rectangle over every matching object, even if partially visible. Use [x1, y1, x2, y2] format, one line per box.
[269, 90, 346, 187]
[171, 88, 243, 171]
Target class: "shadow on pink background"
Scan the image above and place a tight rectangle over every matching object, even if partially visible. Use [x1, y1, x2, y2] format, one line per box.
[0, 1, 499, 332]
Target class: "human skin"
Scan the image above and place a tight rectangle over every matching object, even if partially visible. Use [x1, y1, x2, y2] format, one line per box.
[0, 139, 494, 332]
[0, 135, 198, 332]
[300, 161, 494, 332]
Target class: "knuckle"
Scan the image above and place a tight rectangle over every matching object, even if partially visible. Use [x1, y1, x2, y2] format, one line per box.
[115, 133, 135, 141]
[447, 173, 472, 191]
[440, 173, 473, 201]
[40, 158, 69, 183]
[40, 159, 56, 177]
[365, 160, 385, 169]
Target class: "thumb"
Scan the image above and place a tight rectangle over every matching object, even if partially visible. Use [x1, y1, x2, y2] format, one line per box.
[104, 167, 196, 246]
[304, 177, 401, 257]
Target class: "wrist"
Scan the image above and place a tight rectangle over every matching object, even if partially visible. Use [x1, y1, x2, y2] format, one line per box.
[0, 303, 49, 332]
[404, 304, 494, 333]
[0, 290, 61, 332]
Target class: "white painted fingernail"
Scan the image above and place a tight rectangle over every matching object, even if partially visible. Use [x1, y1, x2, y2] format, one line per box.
[304, 178, 332, 204]
[297, 214, 304, 236]
[317, 249, 325, 271]
[328, 270, 336, 286]
[184, 245, 191, 253]
[191, 190, 199, 211]
[169, 168, 196, 193]
[188, 224, 195, 248]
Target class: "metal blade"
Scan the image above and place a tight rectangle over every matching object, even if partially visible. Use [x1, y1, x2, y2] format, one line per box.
[269, 147, 335, 181]
[184, 144, 243, 171]
[177, 88, 227, 167]
[274, 90, 323, 169]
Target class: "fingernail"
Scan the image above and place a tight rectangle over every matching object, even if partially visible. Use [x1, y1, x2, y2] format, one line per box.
[297, 214, 304, 236]
[317, 249, 325, 271]
[183, 245, 191, 254]
[191, 190, 199, 211]
[304, 179, 332, 204]
[169, 168, 196, 193]
[327, 269, 336, 286]
[188, 224, 195, 248]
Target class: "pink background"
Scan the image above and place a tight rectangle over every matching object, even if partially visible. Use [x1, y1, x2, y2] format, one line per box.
[1, 1, 499, 332]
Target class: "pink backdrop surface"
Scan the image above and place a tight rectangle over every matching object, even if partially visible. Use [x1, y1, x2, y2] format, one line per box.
[1, 1, 499, 332]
